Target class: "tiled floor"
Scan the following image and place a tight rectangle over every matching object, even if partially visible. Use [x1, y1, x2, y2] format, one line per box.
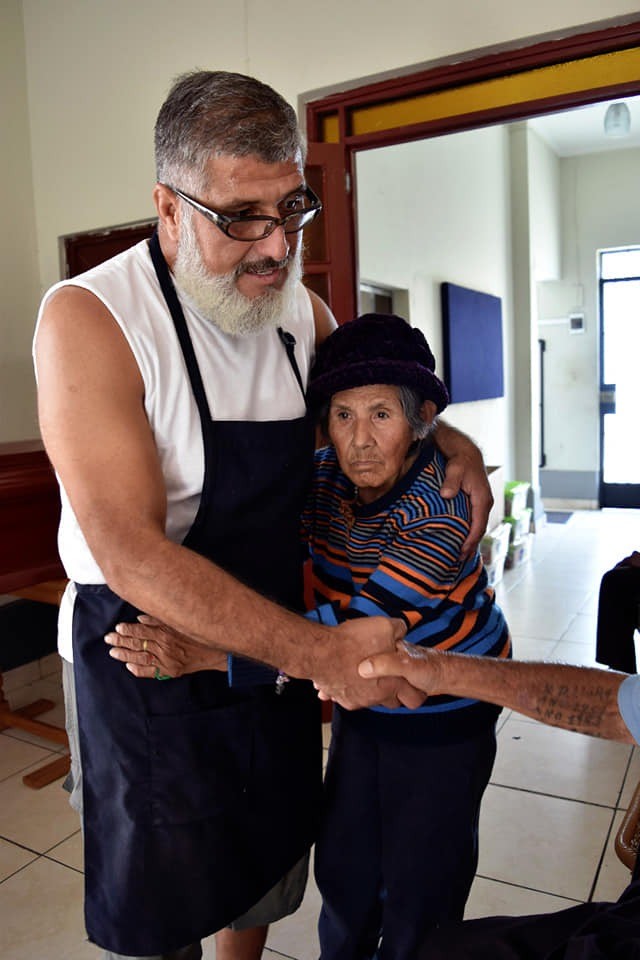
[1, 507, 639, 959]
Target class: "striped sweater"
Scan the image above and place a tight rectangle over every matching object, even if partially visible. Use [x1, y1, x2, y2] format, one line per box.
[302, 441, 511, 740]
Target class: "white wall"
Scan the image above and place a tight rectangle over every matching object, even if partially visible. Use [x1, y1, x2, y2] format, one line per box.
[1, 0, 40, 440]
[524, 127, 561, 489]
[528, 130, 562, 283]
[4, 0, 640, 442]
[356, 128, 512, 473]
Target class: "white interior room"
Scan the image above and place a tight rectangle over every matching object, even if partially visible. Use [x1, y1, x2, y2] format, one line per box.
[2, 3, 640, 958]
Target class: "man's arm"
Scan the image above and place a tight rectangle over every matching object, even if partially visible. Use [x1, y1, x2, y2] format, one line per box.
[358, 643, 635, 742]
[431, 420, 493, 558]
[35, 287, 419, 708]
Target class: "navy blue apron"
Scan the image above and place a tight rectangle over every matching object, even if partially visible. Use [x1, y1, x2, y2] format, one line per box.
[72, 231, 322, 955]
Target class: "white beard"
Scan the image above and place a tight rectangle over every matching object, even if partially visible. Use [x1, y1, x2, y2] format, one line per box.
[172, 207, 302, 337]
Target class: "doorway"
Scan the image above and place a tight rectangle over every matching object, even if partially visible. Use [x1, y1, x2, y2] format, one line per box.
[599, 247, 640, 507]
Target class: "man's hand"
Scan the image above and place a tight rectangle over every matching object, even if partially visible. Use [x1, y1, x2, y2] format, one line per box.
[105, 616, 227, 678]
[434, 420, 492, 558]
[358, 641, 445, 696]
[311, 618, 426, 710]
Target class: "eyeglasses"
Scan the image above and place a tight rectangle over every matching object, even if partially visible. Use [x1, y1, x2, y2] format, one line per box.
[164, 183, 322, 241]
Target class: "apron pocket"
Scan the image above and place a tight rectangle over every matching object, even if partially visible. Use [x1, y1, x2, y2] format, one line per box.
[148, 700, 253, 826]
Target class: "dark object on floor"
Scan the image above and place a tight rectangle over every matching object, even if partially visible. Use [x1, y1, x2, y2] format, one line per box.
[596, 555, 640, 674]
[418, 856, 640, 959]
[0, 599, 58, 671]
[545, 510, 573, 524]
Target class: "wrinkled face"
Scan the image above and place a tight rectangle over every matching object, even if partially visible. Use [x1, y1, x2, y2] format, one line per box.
[328, 384, 418, 504]
[171, 154, 305, 335]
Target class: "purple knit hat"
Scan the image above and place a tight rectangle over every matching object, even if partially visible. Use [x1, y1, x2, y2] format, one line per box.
[308, 313, 449, 413]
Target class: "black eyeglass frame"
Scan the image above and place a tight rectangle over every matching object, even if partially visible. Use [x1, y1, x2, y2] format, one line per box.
[163, 183, 323, 241]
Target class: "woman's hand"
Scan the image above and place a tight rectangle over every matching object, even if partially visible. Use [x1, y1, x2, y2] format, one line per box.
[105, 615, 227, 678]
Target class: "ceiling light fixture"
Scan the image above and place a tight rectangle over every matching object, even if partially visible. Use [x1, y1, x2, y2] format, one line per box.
[604, 101, 631, 137]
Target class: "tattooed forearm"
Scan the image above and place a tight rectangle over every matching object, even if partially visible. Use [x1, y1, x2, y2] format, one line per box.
[534, 680, 621, 737]
[434, 655, 634, 743]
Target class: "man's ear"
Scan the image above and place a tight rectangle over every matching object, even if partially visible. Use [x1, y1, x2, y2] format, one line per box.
[153, 183, 181, 243]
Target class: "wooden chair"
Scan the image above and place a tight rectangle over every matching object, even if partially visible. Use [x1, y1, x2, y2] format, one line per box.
[0, 578, 71, 789]
[615, 778, 640, 871]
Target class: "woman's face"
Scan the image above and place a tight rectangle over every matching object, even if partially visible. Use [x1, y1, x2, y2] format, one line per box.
[327, 384, 429, 504]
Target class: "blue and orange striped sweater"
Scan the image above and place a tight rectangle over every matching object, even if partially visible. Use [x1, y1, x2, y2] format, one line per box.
[302, 441, 511, 741]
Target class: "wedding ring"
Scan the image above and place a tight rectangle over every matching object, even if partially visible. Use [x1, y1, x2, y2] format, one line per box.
[142, 639, 148, 653]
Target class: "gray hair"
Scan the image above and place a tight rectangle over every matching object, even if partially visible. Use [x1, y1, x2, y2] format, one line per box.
[318, 385, 435, 440]
[398, 385, 434, 439]
[155, 70, 305, 193]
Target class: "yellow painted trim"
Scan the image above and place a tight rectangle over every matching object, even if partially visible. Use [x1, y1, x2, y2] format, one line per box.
[321, 113, 340, 144]
[347, 47, 640, 136]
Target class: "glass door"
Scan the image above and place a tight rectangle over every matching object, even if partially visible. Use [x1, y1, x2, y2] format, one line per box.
[599, 248, 640, 507]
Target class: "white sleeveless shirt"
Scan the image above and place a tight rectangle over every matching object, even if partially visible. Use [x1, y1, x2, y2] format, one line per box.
[33, 239, 315, 659]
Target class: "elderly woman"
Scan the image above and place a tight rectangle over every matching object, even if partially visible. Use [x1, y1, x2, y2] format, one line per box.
[303, 313, 510, 960]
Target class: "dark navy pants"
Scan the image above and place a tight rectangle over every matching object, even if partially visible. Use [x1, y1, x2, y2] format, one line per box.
[315, 708, 497, 960]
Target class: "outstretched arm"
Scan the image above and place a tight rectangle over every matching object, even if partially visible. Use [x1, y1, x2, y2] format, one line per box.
[431, 420, 492, 558]
[359, 643, 635, 743]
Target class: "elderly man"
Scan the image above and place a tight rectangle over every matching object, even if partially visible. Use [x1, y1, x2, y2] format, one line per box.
[34, 71, 490, 960]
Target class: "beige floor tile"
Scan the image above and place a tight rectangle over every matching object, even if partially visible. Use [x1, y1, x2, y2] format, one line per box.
[579, 588, 602, 616]
[266, 865, 321, 960]
[39, 653, 63, 678]
[0, 732, 55, 781]
[2, 661, 40, 693]
[0, 761, 80, 853]
[550, 638, 601, 668]
[478, 784, 615, 901]
[465, 875, 577, 919]
[1, 674, 68, 752]
[5, 673, 64, 718]
[508, 634, 561, 660]
[0, 837, 38, 882]
[495, 598, 579, 643]
[47, 830, 84, 872]
[0, 856, 94, 960]
[322, 720, 332, 750]
[557, 612, 598, 648]
[493, 716, 632, 805]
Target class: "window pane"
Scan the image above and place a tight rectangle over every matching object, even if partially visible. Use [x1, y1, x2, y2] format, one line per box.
[600, 248, 640, 280]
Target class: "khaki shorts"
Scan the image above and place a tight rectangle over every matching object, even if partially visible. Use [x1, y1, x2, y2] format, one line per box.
[62, 658, 309, 931]
[228, 852, 309, 929]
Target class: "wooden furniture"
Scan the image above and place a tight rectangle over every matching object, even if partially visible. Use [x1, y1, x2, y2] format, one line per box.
[0, 441, 70, 788]
[616, 779, 640, 871]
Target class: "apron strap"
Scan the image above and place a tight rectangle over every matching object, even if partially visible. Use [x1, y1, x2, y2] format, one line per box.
[277, 327, 305, 398]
